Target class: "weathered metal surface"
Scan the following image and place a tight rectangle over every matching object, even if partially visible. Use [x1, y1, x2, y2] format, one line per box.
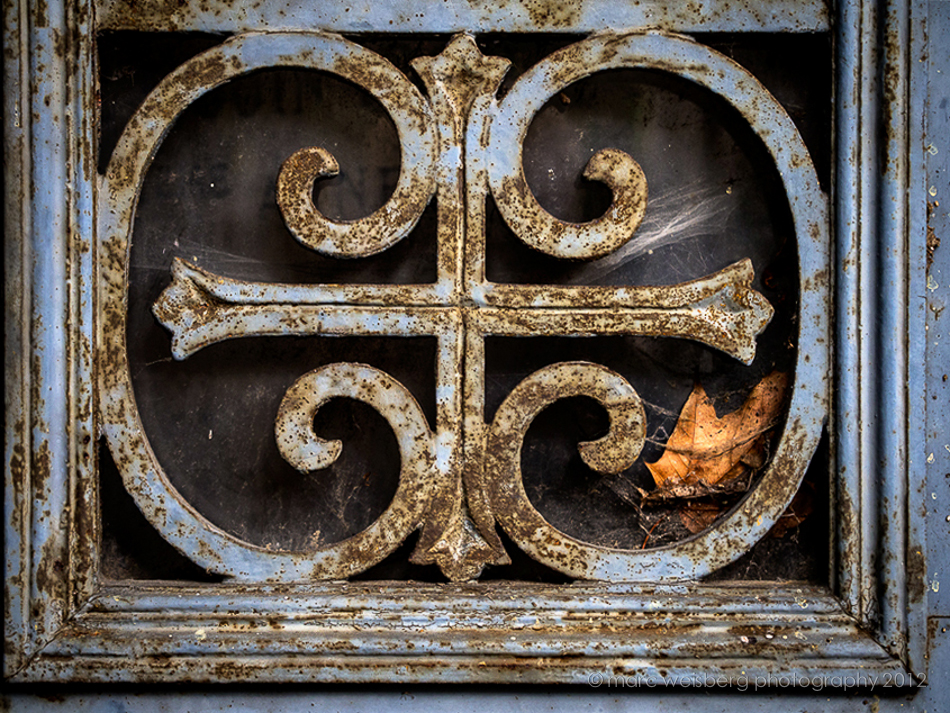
[96, 30, 827, 584]
[94, 0, 831, 34]
[833, 0, 929, 680]
[97, 33, 474, 582]
[30, 582, 910, 683]
[274, 56, 436, 258]
[4, 0, 98, 678]
[7, 0, 939, 693]
[833, 0, 866, 631]
[3, 0, 30, 675]
[472, 31, 829, 581]
[924, 0, 950, 630]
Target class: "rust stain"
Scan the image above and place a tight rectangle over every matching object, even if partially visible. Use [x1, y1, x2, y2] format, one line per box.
[928, 201, 941, 273]
[906, 544, 926, 605]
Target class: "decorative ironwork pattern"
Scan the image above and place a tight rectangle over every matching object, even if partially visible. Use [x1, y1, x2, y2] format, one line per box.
[99, 31, 828, 582]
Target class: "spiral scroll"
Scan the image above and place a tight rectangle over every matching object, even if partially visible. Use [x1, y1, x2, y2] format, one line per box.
[487, 47, 653, 260]
[489, 145, 648, 260]
[484, 362, 649, 579]
[268, 363, 436, 576]
[274, 50, 437, 258]
[277, 139, 434, 258]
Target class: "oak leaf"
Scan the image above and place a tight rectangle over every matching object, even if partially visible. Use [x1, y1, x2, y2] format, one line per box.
[645, 371, 789, 504]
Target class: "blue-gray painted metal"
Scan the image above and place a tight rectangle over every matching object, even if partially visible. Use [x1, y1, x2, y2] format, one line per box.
[24, 583, 904, 681]
[94, 0, 831, 34]
[879, 0, 913, 659]
[905, 0, 931, 677]
[834, 0, 930, 675]
[924, 0, 950, 624]
[3, 0, 30, 675]
[3, 0, 944, 701]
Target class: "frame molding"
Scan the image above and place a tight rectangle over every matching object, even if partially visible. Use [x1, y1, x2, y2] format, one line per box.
[4, 0, 929, 684]
[27, 583, 902, 683]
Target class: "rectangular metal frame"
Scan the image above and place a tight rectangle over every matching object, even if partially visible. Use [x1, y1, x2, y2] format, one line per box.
[3, 0, 930, 685]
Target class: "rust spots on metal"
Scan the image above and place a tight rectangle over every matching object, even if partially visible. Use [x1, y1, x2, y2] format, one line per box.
[521, 0, 582, 29]
[100, 31, 825, 584]
[174, 52, 228, 95]
[134, 51, 231, 125]
[32, 434, 52, 502]
[879, 17, 911, 185]
[906, 544, 926, 605]
[801, 267, 829, 295]
[34, 538, 64, 599]
[33, 0, 48, 29]
[928, 201, 941, 273]
[8, 418, 27, 491]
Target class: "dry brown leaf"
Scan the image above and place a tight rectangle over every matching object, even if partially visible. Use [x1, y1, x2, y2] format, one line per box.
[678, 485, 815, 536]
[768, 482, 815, 539]
[678, 501, 723, 534]
[646, 371, 789, 495]
[642, 370, 805, 536]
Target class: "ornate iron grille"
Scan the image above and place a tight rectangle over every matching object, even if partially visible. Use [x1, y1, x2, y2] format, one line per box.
[97, 30, 826, 583]
[5, 0, 928, 688]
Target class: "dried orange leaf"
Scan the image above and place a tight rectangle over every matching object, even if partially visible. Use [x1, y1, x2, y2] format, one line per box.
[646, 371, 789, 491]
[679, 501, 723, 534]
